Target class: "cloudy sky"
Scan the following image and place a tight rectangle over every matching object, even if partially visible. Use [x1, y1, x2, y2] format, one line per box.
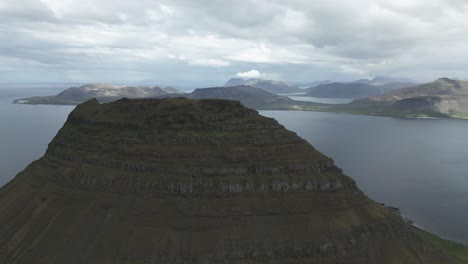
[1, 0, 468, 86]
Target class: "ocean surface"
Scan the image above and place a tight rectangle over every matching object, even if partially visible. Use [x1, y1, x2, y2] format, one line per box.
[0, 85, 75, 187]
[1, 85, 468, 244]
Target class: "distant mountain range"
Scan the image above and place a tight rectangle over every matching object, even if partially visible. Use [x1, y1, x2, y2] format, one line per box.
[286, 80, 333, 88]
[13, 84, 184, 105]
[14, 83, 319, 110]
[161, 85, 318, 110]
[350, 76, 414, 85]
[224, 78, 303, 94]
[307, 78, 468, 119]
[305, 82, 416, 98]
[170, 78, 468, 119]
[187, 86, 302, 109]
[223, 76, 416, 98]
[12, 77, 468, 119]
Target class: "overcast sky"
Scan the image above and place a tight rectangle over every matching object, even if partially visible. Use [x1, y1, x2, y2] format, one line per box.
[1, 0, 468, 85]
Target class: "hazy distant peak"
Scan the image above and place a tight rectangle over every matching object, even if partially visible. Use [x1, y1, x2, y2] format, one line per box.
[352, 76, 413, 85]
[224, 77, 301, 94]
[434, 77, 461, 84]
[163, 86, 184, 94]
[224, 78, 246, 87]
[80, 84, 123, 90]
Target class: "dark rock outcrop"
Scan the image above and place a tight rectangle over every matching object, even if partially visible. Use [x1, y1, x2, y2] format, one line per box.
[0, 98, 456, 263]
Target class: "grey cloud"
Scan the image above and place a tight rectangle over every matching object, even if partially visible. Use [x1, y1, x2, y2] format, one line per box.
[1, 0, 468, 83]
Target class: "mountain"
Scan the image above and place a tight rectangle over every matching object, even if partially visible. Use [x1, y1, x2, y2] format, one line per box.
[134, 79, 223, 89]
[159, 85, 321, 110]
[187, 85, 301, 109]
[305, 82, 415, 98]
[372, 77, 468, 102]
[224, 78, 303, 94]
[307, 78, 468, 119]
[366, 78, 468, 118]
[289, 80, 333, 88]
[0, 97, 462, 263]
[13, 84, 184, 105]
[13, 84, 320, 110]
[380, 82, 417, 91]
[352, 76, 413, 85]
[224, 77, 246, 87]
[162, 86, 184, 94]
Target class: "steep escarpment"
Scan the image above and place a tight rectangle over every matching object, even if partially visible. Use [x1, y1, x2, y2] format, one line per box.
[0, 98, 457, 263]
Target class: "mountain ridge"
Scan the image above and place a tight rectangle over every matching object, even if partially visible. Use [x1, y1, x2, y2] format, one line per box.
[13, 83, 184, 105]
[305, 82, 415, 98]
[303, 78, 468, 119]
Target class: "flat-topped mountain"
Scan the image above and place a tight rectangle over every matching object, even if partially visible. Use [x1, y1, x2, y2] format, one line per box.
[187, 85, 301, 109]
[305, 82, 414, 99]
[161, 85, 320, 110]
[224, 78, 303, 94]
[13, 84, 184, 105]
[0, 98, 463, 263]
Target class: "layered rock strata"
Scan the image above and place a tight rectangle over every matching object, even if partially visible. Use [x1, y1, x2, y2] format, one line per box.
[0, 98, 454, 263]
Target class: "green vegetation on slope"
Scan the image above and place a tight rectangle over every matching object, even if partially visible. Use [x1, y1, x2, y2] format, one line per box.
[0, 97, 462, 263]
[416, 228, 468, 264]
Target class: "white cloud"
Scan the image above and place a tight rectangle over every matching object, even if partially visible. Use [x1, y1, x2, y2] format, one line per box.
[236, 69, 261, 78]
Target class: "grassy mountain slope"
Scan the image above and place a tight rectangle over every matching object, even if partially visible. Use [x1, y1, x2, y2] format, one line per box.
[0, 97, 464, 263]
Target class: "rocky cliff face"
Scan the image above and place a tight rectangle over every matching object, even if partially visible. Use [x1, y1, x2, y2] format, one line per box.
[0, 98, 455, 263]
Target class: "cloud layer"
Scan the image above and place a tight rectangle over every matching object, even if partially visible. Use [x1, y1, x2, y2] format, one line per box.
[1, 0, 468, 84]
[237, 69, 261, 78]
